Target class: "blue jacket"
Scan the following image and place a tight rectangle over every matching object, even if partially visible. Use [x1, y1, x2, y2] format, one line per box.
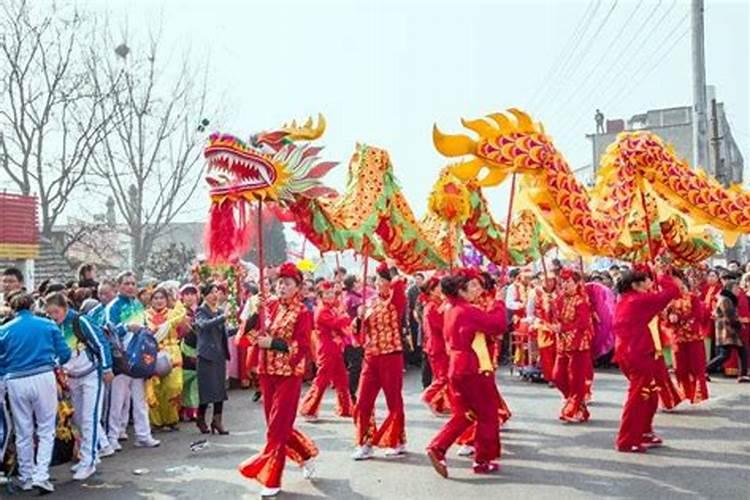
[0, 310, 72, 380]
[61, 309, 113, 375]
[105, 294, 146, 339]
[87, 302, 107, 327]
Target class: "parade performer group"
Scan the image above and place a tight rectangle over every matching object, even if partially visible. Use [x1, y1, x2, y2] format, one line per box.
[5, 107, 750, 498]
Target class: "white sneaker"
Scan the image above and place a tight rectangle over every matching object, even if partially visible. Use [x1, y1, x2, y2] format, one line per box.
[99, 445, 115, 458]
[32, 480, 55, 494]
[70, 461, 81, 473]
[110, 440, 122, 452]
[457, 445, 475, 457]
[301, 459, 316, 480]
[134, 437, 161, 448]
[260, 486, 281, 497]
[384, 444, 407, 457]
[73, 465, 96, 481]
[118, 432, 128, 441]
[351, 445, 374, 461]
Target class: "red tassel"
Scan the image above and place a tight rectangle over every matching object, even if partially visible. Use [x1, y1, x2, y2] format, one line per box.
[206, 201, 238, 264]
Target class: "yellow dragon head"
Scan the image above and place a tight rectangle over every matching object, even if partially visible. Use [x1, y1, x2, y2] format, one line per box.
[432, 108, 555, 187]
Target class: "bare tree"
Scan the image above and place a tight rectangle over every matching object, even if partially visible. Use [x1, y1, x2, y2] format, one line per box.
[90, 28, 209, 277]
[0, 0, 118, 236]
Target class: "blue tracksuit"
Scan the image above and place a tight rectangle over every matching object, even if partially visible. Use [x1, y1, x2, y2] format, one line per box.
[0, 310, 71, 380]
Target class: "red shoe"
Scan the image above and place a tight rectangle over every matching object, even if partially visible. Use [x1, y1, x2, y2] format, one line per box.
[616, 444, 648, 453]
[472, 461, 500, 474]
[427, 448, 448, 478]
[641, 433, 663, 448]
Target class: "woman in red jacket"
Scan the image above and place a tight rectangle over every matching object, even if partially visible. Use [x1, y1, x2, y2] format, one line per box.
[351, 262, 408, 460]
[665, 277, 709, 404]
[239, 263, 318, 497]
[613, 267, 680, 453]
[299, 281, 354, 420]
[426, 269, 506, 478]
[420, 276, 451, 415]
[552, 268, 594, 423]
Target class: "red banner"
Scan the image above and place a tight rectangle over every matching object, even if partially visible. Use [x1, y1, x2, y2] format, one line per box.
[0, 193, 39, 258]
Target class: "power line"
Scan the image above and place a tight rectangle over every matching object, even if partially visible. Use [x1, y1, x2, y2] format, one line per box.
[528, 0, 600, 109]
[601, 17, 690, 113]
[544, 0, 646, 124]
[537, 0, 621, 112]
[553, 7, 689, 147]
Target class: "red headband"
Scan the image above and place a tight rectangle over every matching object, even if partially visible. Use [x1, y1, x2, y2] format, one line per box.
[559, 267, 576, 281]
[632, 263, 653, 277]
[376, 262, 391, 278]
[456, 267, 482, 282]
[278, 262, 303, 283]
[317, 280, 334, 292]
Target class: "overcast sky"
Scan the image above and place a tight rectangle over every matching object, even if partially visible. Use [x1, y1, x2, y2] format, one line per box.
[75, 0, 750, 223]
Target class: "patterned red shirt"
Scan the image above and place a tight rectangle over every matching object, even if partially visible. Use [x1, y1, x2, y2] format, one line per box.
[363, 279, 407, 357]
[256, 296, 312, 377]
[556, 289, 593, 352]
[662, 293, 704, 344]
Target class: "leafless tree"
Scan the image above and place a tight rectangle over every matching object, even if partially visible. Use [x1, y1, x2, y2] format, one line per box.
[90, 28, 210, 277]
[0, 0, 118, 237]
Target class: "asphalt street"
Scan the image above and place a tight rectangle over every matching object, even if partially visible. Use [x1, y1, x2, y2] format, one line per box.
[4, 368, 749, 499]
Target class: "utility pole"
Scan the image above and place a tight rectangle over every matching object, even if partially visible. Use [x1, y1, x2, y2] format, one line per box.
[691, 0, 710, 173]
[710, 99, 723, 185]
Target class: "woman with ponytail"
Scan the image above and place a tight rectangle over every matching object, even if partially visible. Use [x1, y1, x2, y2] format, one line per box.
[426, 269, 506, 478]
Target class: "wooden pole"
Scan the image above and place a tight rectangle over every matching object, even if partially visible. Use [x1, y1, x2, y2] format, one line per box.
[502, 173, 518, 282]
[257, 201, 266, 334]
[640, 190, 658, 262]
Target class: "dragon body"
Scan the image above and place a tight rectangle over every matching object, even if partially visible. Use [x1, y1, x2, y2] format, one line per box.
[204, 110, 740, 271]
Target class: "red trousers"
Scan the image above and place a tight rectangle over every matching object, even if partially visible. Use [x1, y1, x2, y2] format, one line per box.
[239, 375, 318, 488]
[553, 350, 591, 421]
[422, 351, 451, 415]
[673, 340, 709, 404]
[428, 372, 500, 463]
[616, 354, 659, 449]
[654, 356, 685, 410]
[539, 345, 556, 382]
[236, 336, 252, 387]
[299, 340, 353, 418]
[456, 384, 511, 446]
[353, 352, 406, 448]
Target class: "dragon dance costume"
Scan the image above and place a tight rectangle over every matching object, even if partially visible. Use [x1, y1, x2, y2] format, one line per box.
[614, 274, 679, 451]
[299, 282, 353, 419]
[240, 264, 318, 490]
[663, 292, 709, 404]
[553, 271, 594, 423]
[352, 265, 408, 452]
[420, 279, 451, 415]
[427, 269, 506, 474]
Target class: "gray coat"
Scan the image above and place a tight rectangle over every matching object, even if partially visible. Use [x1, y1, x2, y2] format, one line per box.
[195, 305, 230, 362]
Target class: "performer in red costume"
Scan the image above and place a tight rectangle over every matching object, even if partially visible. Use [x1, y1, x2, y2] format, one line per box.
[700, 270, 722, 355]
[426, 269, 506, 478]
[613, 265, 680, 453]
[351, 262, 408, 460]
[663, 276, 709, 404]
[239, 263, 318, 497]
[552, 269, 594, 423]
[420, 276, 451, 416]
[299, 281, 354, 420]
[528, 276, 558, 383]
[455, 273, 512, 457]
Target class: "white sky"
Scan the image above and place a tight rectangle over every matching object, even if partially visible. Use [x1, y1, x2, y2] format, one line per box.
[46, 0, 750, 223]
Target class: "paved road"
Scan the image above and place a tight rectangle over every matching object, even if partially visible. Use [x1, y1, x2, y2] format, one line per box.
[5, 368, 750, 499]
